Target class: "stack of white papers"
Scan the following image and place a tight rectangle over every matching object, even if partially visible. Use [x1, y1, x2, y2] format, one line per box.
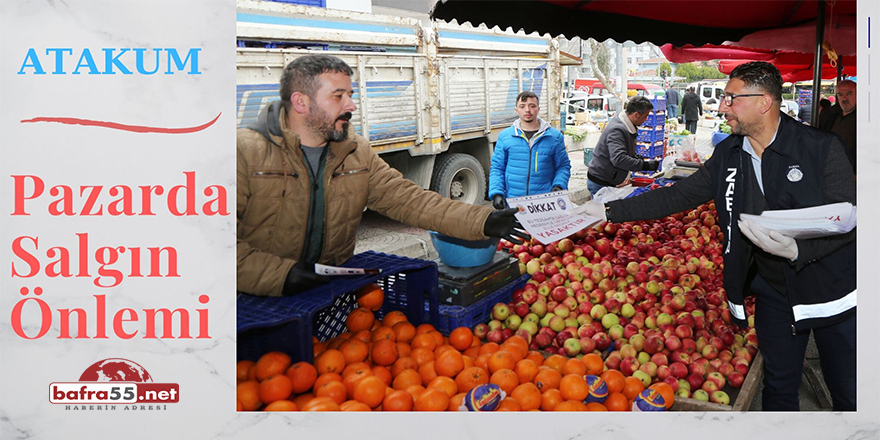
[740, 202, 857, 239]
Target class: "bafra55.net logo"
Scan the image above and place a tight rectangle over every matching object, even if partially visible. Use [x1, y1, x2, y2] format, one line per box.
[50, 358, 178, 410]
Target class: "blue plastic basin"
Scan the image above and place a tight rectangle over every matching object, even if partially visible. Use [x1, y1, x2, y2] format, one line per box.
[429, 231, 500, 268]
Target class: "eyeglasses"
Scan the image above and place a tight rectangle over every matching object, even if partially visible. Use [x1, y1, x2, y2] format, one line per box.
[721, 93, 764, 106]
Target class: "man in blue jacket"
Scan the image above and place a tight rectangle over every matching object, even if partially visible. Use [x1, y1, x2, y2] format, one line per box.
[489, 91, 571, 209]
[582, 62, 856, 411]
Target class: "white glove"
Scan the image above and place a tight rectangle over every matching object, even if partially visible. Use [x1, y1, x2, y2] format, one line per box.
[738, 219, 798, 261]
[579, 200, 607, 222]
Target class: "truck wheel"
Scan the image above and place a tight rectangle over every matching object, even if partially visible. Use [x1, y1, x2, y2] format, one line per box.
[429, 153, 486, 205]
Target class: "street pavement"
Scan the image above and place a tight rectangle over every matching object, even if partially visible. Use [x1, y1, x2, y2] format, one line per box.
[353, 117, 832, 411]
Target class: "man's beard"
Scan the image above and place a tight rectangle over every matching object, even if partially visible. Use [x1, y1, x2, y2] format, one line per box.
[727, 115, 761, 137]
[306, 103, 351, 143]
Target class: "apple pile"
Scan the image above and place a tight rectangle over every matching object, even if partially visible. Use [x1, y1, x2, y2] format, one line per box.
[476, 202, 759, 404]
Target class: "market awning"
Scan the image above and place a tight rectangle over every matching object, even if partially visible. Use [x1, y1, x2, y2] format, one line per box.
[430, 0, 856, 47]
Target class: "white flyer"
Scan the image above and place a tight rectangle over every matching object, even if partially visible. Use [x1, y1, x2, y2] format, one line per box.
[508, 191, 604, 244]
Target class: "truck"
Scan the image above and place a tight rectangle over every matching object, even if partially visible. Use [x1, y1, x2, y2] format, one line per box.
[235, 0, 562, 205]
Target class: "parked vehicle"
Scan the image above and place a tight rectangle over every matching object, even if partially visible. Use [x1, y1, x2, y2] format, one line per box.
[687, 81, 726, 114]
[562, 94, 622, 124]
[236, 1, 562, 204]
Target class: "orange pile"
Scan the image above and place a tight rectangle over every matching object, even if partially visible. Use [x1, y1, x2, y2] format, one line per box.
[236, 284, 673, 411]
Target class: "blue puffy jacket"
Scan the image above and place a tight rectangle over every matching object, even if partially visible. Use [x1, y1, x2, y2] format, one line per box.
[489, 118, 571, 199]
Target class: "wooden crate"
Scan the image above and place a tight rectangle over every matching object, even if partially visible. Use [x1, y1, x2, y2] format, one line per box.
[670, 352, 763, 411]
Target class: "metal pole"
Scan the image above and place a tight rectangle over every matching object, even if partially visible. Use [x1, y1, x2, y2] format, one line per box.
[810, 0, 826, 127]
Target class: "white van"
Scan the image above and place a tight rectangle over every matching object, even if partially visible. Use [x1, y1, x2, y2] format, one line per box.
[563, 94, 622, 124]
[688, 82, 726, 114]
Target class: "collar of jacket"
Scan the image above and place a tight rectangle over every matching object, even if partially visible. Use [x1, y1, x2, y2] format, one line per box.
[513, 117, 551, 138]
[618, 111, 636, 134]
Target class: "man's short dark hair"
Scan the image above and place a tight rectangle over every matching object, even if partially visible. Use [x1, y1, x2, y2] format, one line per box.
[728, 61, 783, 104]
[625, 96, 653, 115]
[279, 55, 354, 109]
[819, 98, 831, 110]
[517, 91, 539, 104]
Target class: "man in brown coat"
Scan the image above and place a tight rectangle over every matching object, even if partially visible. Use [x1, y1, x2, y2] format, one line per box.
[238, 55, 526, 296]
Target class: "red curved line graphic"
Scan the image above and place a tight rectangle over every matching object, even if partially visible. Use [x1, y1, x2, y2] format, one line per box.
[20, 112, 221, 134]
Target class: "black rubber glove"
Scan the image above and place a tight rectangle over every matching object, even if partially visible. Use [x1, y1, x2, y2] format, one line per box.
[552, 185, 563, 192]
[492, 194, 507, 210]
[642, 160, 660, 171]
[282, 261, 331, 296]
[484, 207, 530, 245]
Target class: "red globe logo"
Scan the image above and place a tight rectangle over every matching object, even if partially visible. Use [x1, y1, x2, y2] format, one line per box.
[78, 358, 153, 382]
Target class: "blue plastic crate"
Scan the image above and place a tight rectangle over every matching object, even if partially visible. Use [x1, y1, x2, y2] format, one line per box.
[237, 251, 439, 362]
[636, 128, 663, 143]
[650, 96, 667, 110]
[642, 112, 666, 127]
[435, 274, 530, 334]
[635, 142, 652, 157]
[626, 178, 676, 198]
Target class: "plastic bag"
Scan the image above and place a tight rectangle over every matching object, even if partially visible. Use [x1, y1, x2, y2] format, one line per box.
[592, 185, 636, 203]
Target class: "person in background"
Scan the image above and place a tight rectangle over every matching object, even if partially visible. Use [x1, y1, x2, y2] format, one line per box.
[586, 96, 660, 197]
[582, 62, 856, 412]
[489, 91, 571, 209]
[665, 83, 680, 119]
[681, 86, 702, 134]
[237, 54, 527, 296]
[819, 98, 832, 115]
[819, 80, 856, 174]
[797, 97, 812, 125]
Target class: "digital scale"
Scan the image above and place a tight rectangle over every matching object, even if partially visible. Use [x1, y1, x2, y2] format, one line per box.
[436, 252, 520, 306]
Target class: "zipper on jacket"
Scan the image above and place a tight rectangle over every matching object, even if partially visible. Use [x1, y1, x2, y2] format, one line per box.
[331, 168, 368, 178]
[253, 171, 298, 178]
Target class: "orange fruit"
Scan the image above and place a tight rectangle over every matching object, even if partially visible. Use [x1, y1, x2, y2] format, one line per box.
[649, 382, 675, 410]
[434, 351, 465, 378]
[314, 349, 345, 375]
[339, 400, 372, 411]
[393, 369, 423, 391]
[429, 331, 445, 347]
[449, 327, 474, 351]
[414, 387, 450, 411]
[346, 307, 375, 333]
[315, 380, 347, 405]
[382, 311, 409, 328]
[478, 342, 501, 356]
[427, 376, 459, 397]
[582, 353, 605, 376]
[338, 338, 369, 364]
[236, 380, 261, 411]
[371, 326, 396, 342]
[327, 336, 346, 350]
[449, 392, 466, 411]
[382, 389, 414, 411]
[474, 353, 491, 372]
[559, 374, 589, 401]
[415, 323, 436, 334]
[392, 322, 417, 344]
[542, 355, 567, 373]
[236, 360, 255, 383]
[515, 359, 540, 384]
[455, 366, 490, 394]
[555, 400, 588, 411]
[254, 352, 291, 382]
[496, 397, 522, 411]
[501, 344, 526, 363]
[342, 362, 370, 378]
[489, 368, 520, 396]
[406, 384, 427, 399]
[434, 344, 457, 360]
[285, 362, 318, 395]
[534, 368, 562, 393]
[371, 365, 393, 387]
[353, 376, 386, 408]
[312, 341, 328, 357]
[258, 374, 294, 404]
[356, 283, 384, 311]
[300, 396, 340, 411]
[540, 388, 564, 411]
[525, 351, 545, 366]
[586, 402, 608, 411]
[623, 376, 646, 401]
[370, 338, 399, 366]
[503, 335, 530, 354]
[411, 347, 435, 366]
[419, 361, 438, 386]
[351, 330, 372, 343]
[510, 382, 542, 411]
[341, 366, 373, 398]
[463, 346, 481, 359]
[487, 350, 516, 374]
[392, 357, 419, 376]
[562, 358, 588, 377]
[605, 392, 629, 411]
[314, 372, 343, 391]
[600, 370, 626, 394]
[396, 342, 412, 358]
[411, 333, 437, 351]
[264, 400, 298, 411]
[291, 392, 315, 409]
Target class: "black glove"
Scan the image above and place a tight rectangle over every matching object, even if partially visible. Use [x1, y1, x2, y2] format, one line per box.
[484, 207, 530, 245]
[642, 160, 660, 171]
[282, 261, 331, 296]
[492, 194, 507, 210]
[551, 185, 563, 192]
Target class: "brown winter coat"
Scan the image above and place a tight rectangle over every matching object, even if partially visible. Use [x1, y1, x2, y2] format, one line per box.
[237, 102, 493, 296]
